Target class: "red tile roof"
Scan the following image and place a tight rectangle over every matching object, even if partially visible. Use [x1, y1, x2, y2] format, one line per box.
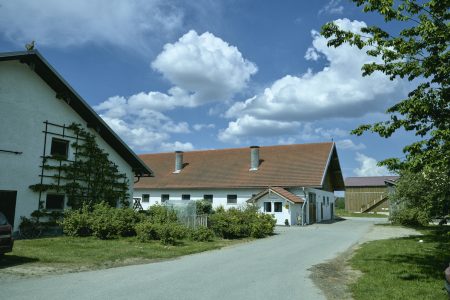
[248, 187, 305, 204]
[136, 142, 343, 190]
[345, 176, 399, 187]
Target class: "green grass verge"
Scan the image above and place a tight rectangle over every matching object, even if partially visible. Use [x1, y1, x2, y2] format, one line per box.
[350, 226, 450, 300]
[1, 236, 244, 270]
[335, 208, 388, 218]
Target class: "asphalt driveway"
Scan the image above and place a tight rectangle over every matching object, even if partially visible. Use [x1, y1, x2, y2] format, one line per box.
[0, 218, 384, 300]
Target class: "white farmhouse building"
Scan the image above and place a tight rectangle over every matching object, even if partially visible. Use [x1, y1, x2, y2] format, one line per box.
[0, 51, 152, 231]
[134, 143, 344, 225]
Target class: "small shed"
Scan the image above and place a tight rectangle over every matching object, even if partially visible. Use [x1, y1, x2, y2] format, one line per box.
[344, 176, 399, 213]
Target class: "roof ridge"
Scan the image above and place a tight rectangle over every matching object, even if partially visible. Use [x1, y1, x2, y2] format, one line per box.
[138, 142, 334, 156]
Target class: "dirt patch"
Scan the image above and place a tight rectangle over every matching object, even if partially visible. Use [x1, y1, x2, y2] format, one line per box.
[309, 223, 421, 300]
[309, 246, 361, 300]
[0, 257, 174, 281]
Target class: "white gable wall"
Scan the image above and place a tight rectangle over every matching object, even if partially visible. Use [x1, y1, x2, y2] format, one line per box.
[0, 61, 134, 229]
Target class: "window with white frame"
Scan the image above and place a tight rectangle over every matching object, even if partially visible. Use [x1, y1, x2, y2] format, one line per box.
[182, 194, 190, 200]
[161, 194, 169, 202]
[264, 202, 272, 212]
[203, 194, 213, 202]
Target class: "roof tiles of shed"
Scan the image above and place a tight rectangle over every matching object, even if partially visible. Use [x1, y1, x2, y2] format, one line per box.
[136, 142, 341, 189]
[345, 176, 399, 187]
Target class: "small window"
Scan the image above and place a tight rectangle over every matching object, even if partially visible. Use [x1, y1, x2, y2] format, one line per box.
[204, 194, 213, 202]
[264, 202, 272, 212]
[274, 202, 282, 212]
[46, 194, 64, 210]
[227, 194, 237, 204]
[142, 194, 150, 203]
[50, 138, 69, 159]
[182, 194, 190, 201]
[309, 192, 316, 203]
[161, 194, 169, 202]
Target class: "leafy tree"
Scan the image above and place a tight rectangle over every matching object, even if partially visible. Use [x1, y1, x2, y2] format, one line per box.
[321, 0, 449, 172]
[390, 166, 450, 225]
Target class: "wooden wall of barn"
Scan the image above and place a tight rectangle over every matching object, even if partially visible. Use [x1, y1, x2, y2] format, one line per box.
[345, 186, 389, 212]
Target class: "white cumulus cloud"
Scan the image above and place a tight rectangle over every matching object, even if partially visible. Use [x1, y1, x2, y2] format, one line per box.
[221, 19, 401, 143]
[353, 152, 391, 176]
[96, 30, 256, 151]
[152, 30, 257, 105]
[336, 139, 366, 150]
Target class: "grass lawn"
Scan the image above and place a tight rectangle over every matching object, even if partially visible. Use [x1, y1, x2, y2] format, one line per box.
[349, 225, 450, 300]
[335, 208, 388, 218]
[1, 236, 244, 272]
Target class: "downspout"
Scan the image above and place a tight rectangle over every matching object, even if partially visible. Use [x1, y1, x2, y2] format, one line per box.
[301, 187, 308, 226]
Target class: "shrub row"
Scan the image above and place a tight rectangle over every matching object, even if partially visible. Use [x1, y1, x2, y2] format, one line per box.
[209, 206, 276, 239]
[60, 202, 143, 239]
[60, 203, 215, 244]
[60, 202, 276, 244]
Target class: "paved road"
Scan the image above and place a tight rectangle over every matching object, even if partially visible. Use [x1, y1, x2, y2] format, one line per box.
[0, 218, 384, 300]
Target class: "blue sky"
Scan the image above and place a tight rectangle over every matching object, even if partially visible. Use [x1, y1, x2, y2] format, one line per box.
[0, 0, 418, 178]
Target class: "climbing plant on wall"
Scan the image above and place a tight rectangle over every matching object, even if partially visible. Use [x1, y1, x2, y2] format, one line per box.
[30, 123, 129, 210]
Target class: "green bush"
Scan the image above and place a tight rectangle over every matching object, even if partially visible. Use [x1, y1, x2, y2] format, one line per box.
[147, 204, 178, 223]
[135, 221, 160, 242]
[89, 202, 118, 239]
[390, 207, 429, 226]
[60, 205, 92, 237]
[250, 214, 276, 238]
[113, 208, 144, 237]
[158, 223, 187, 245]
[196, 200, 213, 215]
[209, 205, 275, 239]
[189, 226, 215, 242]
[61, 202, 144, 239]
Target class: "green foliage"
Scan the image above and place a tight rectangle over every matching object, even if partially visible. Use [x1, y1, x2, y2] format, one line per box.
[390, 207, 429, 226]
[209, 205, 276, 239]
[158, 223, 188, 245]
[60, 205, 92, 237]
[335, 197, 345, 210]
[135, 221, 188, 245]
[195, 200, 213, 215]
[29, 123, 130, 210]
[135, 221, 160, 242]
[189, 226, 215, 242]
[321, 0, 449, 173]
[250, 213, 277, 238]
[60, 202, 143, 239]
[147, 204, 178, 223]
[390, 167, 450, 226]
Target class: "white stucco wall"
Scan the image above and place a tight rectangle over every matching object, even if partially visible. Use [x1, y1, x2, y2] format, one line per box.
[133, 188, 263, 210]
[134, 187, 335, 225]
[291, 188, 335, 223]
[0, 61, 134, 230]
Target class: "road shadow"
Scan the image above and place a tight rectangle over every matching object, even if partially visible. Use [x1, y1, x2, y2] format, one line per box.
[0, 255, 39, 269]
